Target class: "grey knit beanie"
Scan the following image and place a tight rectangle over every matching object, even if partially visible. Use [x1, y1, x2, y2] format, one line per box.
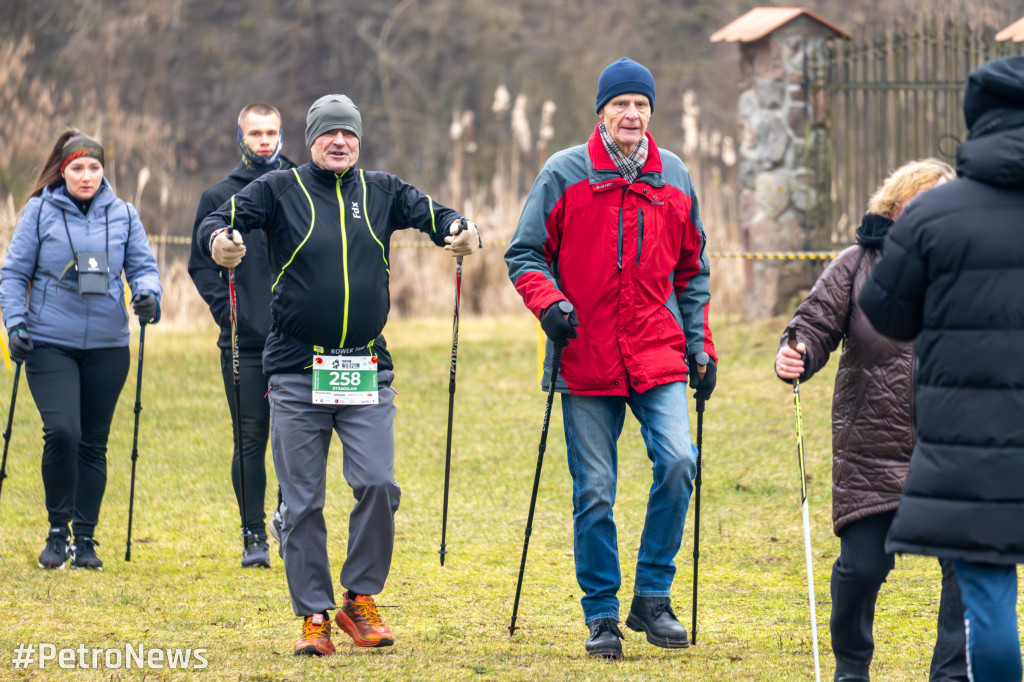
[305, 94, 362, 148]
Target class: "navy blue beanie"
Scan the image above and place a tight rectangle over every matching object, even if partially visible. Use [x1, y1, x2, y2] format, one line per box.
[596, 58, 656, 113]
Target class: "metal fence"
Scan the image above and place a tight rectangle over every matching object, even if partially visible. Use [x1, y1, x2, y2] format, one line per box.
[807, 20, 1022, 244]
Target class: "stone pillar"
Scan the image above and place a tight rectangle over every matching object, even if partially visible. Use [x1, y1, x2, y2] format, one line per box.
[736, 20, 835, 318]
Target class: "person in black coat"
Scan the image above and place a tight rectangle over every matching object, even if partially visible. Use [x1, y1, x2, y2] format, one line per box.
[860, 55, 1024, 682]
[188, 103, 294, 569]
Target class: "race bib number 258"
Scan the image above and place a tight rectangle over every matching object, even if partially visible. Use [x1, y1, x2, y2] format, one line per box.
[311, 355, 378, 405]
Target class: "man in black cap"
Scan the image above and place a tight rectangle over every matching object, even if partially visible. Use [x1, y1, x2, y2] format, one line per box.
[505, 58, 717, 660]
[197, 93, 481, 656]
[189, 103, 295, 570]
[861, 54, 1024, 682]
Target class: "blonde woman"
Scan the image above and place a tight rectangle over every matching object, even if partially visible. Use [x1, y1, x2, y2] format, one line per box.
[775, 159, 966, 682]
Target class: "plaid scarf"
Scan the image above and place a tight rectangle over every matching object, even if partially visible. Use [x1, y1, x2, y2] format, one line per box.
[598, 121, 648, 183]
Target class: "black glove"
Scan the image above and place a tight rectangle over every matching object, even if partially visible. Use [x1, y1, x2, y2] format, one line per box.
[540, 300, 579, 348]
[8, 324, 33, 363]
[687, 353, 717, 401]
[131, 291, 160, 324]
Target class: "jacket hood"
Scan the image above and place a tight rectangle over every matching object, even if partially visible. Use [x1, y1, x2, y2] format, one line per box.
[855, 213, 894, 248]
[42, 177, 117, 213]
[226, 155, 296, 185]
[957, 125, 1024, 188]
[963, 56, 1024, 132]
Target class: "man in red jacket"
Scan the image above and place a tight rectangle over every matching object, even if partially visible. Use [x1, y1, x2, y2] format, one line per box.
[505, 57, 717, 660]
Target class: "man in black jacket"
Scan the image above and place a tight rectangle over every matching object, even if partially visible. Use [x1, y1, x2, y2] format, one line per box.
[860, 56, 1024, 682]
[198, 94, 481, 656]
[189, 103, 295, 570]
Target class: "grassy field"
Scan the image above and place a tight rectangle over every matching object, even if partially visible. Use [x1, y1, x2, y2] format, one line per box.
[0, 315, 965, 680]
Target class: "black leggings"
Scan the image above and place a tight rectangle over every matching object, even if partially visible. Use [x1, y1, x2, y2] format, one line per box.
[830, 510, 967, 680]
[24, 343, 130, 539]
[220, 348, 270, 534]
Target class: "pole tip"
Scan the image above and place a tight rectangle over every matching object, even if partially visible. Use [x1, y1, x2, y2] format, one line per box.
[508, 624, 517, 637]
[438, 546, 448, 566]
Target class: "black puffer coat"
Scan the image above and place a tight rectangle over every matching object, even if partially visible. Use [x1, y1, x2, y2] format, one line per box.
[780, 214, 914, 534]
[860, 113, 1024, 564]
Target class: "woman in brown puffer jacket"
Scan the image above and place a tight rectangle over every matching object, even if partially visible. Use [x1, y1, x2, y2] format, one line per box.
[775, 159, 965, 682]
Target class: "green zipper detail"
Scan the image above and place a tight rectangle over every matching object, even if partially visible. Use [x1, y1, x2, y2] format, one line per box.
[335, 174, 351, 347]
[272, 169, 317, 294]
[230, 195, 236, 228]
[428, 195, 436, 233]
[360, 170, 389, 273]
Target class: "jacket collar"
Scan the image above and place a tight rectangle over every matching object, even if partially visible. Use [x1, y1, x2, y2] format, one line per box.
[308, 160, 356, 186]
[586, 123, 664, 190]
[43, 177, 116, 214]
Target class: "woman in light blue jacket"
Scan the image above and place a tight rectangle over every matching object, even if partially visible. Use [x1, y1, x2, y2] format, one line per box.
[0, 129, 162, 570]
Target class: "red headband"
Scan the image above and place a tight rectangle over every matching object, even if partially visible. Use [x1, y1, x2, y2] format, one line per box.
[60, 150, 96, 174]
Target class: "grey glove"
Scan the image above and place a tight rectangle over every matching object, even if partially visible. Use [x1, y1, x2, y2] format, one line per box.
[211, 229, 246, 268]
[131, 291, 160, 324]
[8, 325, 33, 363]
[444, 219, 482, 258]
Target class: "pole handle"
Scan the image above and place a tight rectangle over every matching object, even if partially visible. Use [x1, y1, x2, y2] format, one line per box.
[787, 325, 800, 353]
[694, 350, 709, 380]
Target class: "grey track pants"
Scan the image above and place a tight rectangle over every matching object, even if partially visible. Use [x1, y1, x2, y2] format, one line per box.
[268, 371, 400, 617]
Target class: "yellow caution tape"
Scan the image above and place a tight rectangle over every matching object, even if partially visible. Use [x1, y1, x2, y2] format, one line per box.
[709, 251, 839, 260]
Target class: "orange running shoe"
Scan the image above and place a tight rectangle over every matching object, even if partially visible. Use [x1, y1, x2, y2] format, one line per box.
[294, 613, 336, 656]
[335, 593, 394, 647]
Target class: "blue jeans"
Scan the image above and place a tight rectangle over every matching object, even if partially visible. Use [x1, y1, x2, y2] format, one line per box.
[561, 381, 697, 623]
[953, 560, 1022, 682]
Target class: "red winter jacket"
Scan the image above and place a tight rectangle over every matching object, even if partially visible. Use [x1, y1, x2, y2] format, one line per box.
[505, 124, 716, 395]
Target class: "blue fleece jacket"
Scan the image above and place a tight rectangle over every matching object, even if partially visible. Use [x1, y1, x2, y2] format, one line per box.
[0, 178, 162, 349]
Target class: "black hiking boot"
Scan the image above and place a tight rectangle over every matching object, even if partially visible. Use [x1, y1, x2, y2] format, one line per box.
[38, 527, 72, 569]
[834, 661, 870, 681]
[71, 536, 103, 570]
[585, 618, 624, 660]
[625, 595, 689, 648]
[241, 532, 270, 568]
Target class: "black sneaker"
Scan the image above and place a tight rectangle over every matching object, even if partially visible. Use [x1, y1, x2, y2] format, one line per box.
[241, 532, 270, 568]
[585, 618, 624, 660]
[625, 595, 689, 648]
[269, 505, 283, 544]
[38, 527, 72, 569]
[71, 537, 103, 570]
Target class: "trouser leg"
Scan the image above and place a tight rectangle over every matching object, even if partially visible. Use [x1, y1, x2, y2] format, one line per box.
[929, 558, 968, 681]
[561, 393, 625, 623]
[829, 511, 896, 668]
[953, 560, 1021, 682]
[221, 349, 270, 534]
[25, 345, 83, 530]
[71, 346, 129, 538]
[269, 373, 334, 616]
[627, 382, 697, 596]
[336, 375, 399, 596]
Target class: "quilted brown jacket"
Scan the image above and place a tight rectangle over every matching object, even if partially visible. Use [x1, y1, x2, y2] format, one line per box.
[778, 214, 914, 534]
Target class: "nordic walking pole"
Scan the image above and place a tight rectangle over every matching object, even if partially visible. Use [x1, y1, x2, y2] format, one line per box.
[227, 225, 253, 554]
[0, 362, 22, 504]
[509, 301, 571, 636]
[788, 325, 821, 682]
[439, 218, 467, 566]
[690, 351, 709, 645]
[125, 322, 147, 561]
